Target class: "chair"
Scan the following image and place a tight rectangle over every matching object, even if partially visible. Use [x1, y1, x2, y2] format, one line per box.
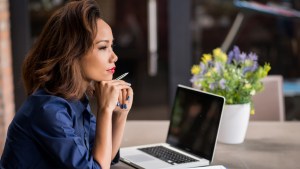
[250, 75, 285, 121]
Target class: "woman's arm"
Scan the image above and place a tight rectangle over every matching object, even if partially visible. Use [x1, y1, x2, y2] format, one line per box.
[111, 113, 127, 159]
[111, 88, 133, 159]
[93, 108, 113, 169]
[92, 81, 132, 169]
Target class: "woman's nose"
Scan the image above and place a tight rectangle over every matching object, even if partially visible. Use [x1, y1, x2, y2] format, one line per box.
[111, 51, 118, 63]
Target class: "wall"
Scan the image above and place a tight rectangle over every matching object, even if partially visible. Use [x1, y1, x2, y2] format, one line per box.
[0, 0, 15, 154]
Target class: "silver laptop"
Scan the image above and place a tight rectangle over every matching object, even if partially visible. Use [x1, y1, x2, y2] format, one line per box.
[120, 84, 225, 169]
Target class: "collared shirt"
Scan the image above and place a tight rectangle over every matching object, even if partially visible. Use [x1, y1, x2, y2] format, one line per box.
[0, 89, 119, 169]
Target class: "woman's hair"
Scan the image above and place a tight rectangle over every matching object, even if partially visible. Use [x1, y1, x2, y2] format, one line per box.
[22, 0, 101, 100]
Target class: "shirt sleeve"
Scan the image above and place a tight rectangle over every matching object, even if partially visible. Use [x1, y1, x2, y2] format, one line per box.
[30, 99, 101, 169]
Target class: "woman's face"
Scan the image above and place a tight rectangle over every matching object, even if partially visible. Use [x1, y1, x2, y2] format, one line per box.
[80, 19, 118, 81]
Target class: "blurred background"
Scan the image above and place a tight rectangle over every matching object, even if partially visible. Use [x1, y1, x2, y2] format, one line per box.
[1, 0, 300, 153]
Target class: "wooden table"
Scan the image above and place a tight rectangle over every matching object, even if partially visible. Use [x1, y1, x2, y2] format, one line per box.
[112, 121, 300, 169]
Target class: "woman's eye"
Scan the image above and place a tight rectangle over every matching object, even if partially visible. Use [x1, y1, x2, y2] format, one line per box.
[98, 46, 107, 50]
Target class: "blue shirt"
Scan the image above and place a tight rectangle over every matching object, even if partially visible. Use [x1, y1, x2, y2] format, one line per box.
[0, 89, 119, 169]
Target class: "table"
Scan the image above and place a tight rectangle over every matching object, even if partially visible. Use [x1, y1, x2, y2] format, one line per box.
[112, 121, 300, 169]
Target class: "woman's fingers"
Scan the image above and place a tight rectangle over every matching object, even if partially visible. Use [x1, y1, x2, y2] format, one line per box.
[94, 80, 131, 112]
[106, 80, 131, 109]
[117, 89, 122, 108]
[125, 87, 133, 103]
[110, 80, 131, 86]
[117, 89, 130, 109]
[122, 89, 127, 109]
[124, 87, 133, 109]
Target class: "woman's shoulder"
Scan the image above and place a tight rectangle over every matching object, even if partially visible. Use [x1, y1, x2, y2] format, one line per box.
[29, 88, 72, 108]
[17, 89, 74, 118]
[16, 88, 87, 121]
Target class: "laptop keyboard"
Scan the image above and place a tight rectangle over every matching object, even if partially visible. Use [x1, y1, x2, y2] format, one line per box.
[138, 146, 198, 165]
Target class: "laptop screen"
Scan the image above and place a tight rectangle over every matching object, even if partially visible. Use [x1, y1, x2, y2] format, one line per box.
[166, 85, 224, 161]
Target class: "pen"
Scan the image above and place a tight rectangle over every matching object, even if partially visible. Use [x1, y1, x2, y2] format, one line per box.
[115, 72, 129, 80]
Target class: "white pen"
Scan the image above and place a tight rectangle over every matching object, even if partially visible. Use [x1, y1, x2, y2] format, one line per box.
[115, 72, 129, 80]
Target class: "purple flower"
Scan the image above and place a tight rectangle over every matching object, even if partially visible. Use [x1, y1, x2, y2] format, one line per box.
[227, 51, 234, 64]
[233, 46, 240, 55]
[215, 62, 223, 73]
[190, 72, 204, 83]
[233, 46, 241, 61]
[238, 52, 247, 63]
[190, 76, 197, 83]
[243, 62, 259, 74]
[207, 60, 214, 67]
[251, 62, 258, 71]
[200, 62, 207, 75]
[219, 79, 226, 89]
[243, 66, 253, 74]
[248, 52, 258, 61]
[209, 83, 216, 90]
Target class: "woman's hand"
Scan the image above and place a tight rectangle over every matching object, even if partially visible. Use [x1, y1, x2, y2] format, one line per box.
[94, 80, 133, 115]
[113, 85, 133, 116]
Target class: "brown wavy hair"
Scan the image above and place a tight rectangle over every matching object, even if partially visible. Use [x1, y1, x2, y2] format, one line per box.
[22, 0, 101, 100]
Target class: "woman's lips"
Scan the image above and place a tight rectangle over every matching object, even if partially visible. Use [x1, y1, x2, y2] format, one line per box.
[107, 67, 116, 74]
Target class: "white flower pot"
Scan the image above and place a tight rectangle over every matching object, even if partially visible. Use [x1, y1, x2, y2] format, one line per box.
[218, 103, 250, 144]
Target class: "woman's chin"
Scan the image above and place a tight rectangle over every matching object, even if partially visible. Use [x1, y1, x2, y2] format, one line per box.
[99, 76, 113, 81]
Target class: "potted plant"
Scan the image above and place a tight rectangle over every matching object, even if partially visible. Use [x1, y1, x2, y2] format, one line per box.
[190, 46, 271, 144]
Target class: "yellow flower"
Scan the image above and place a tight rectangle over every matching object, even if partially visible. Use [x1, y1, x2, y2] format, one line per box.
[202, 54, 212, 64]
[250, 109, 255, 115]
[213, 48, 227, 63]
[250, 90, 256, 95]
[191, 65, 200, 75]
[205, 71, 211, 77]
[244, 83, 252, 89]
[264, 64, 271, 74]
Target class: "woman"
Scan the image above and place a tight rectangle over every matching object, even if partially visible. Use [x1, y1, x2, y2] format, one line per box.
[0, 0, 133, 168]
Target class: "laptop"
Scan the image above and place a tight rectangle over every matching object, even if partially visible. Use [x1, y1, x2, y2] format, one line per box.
[120, 84, 225, 169]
